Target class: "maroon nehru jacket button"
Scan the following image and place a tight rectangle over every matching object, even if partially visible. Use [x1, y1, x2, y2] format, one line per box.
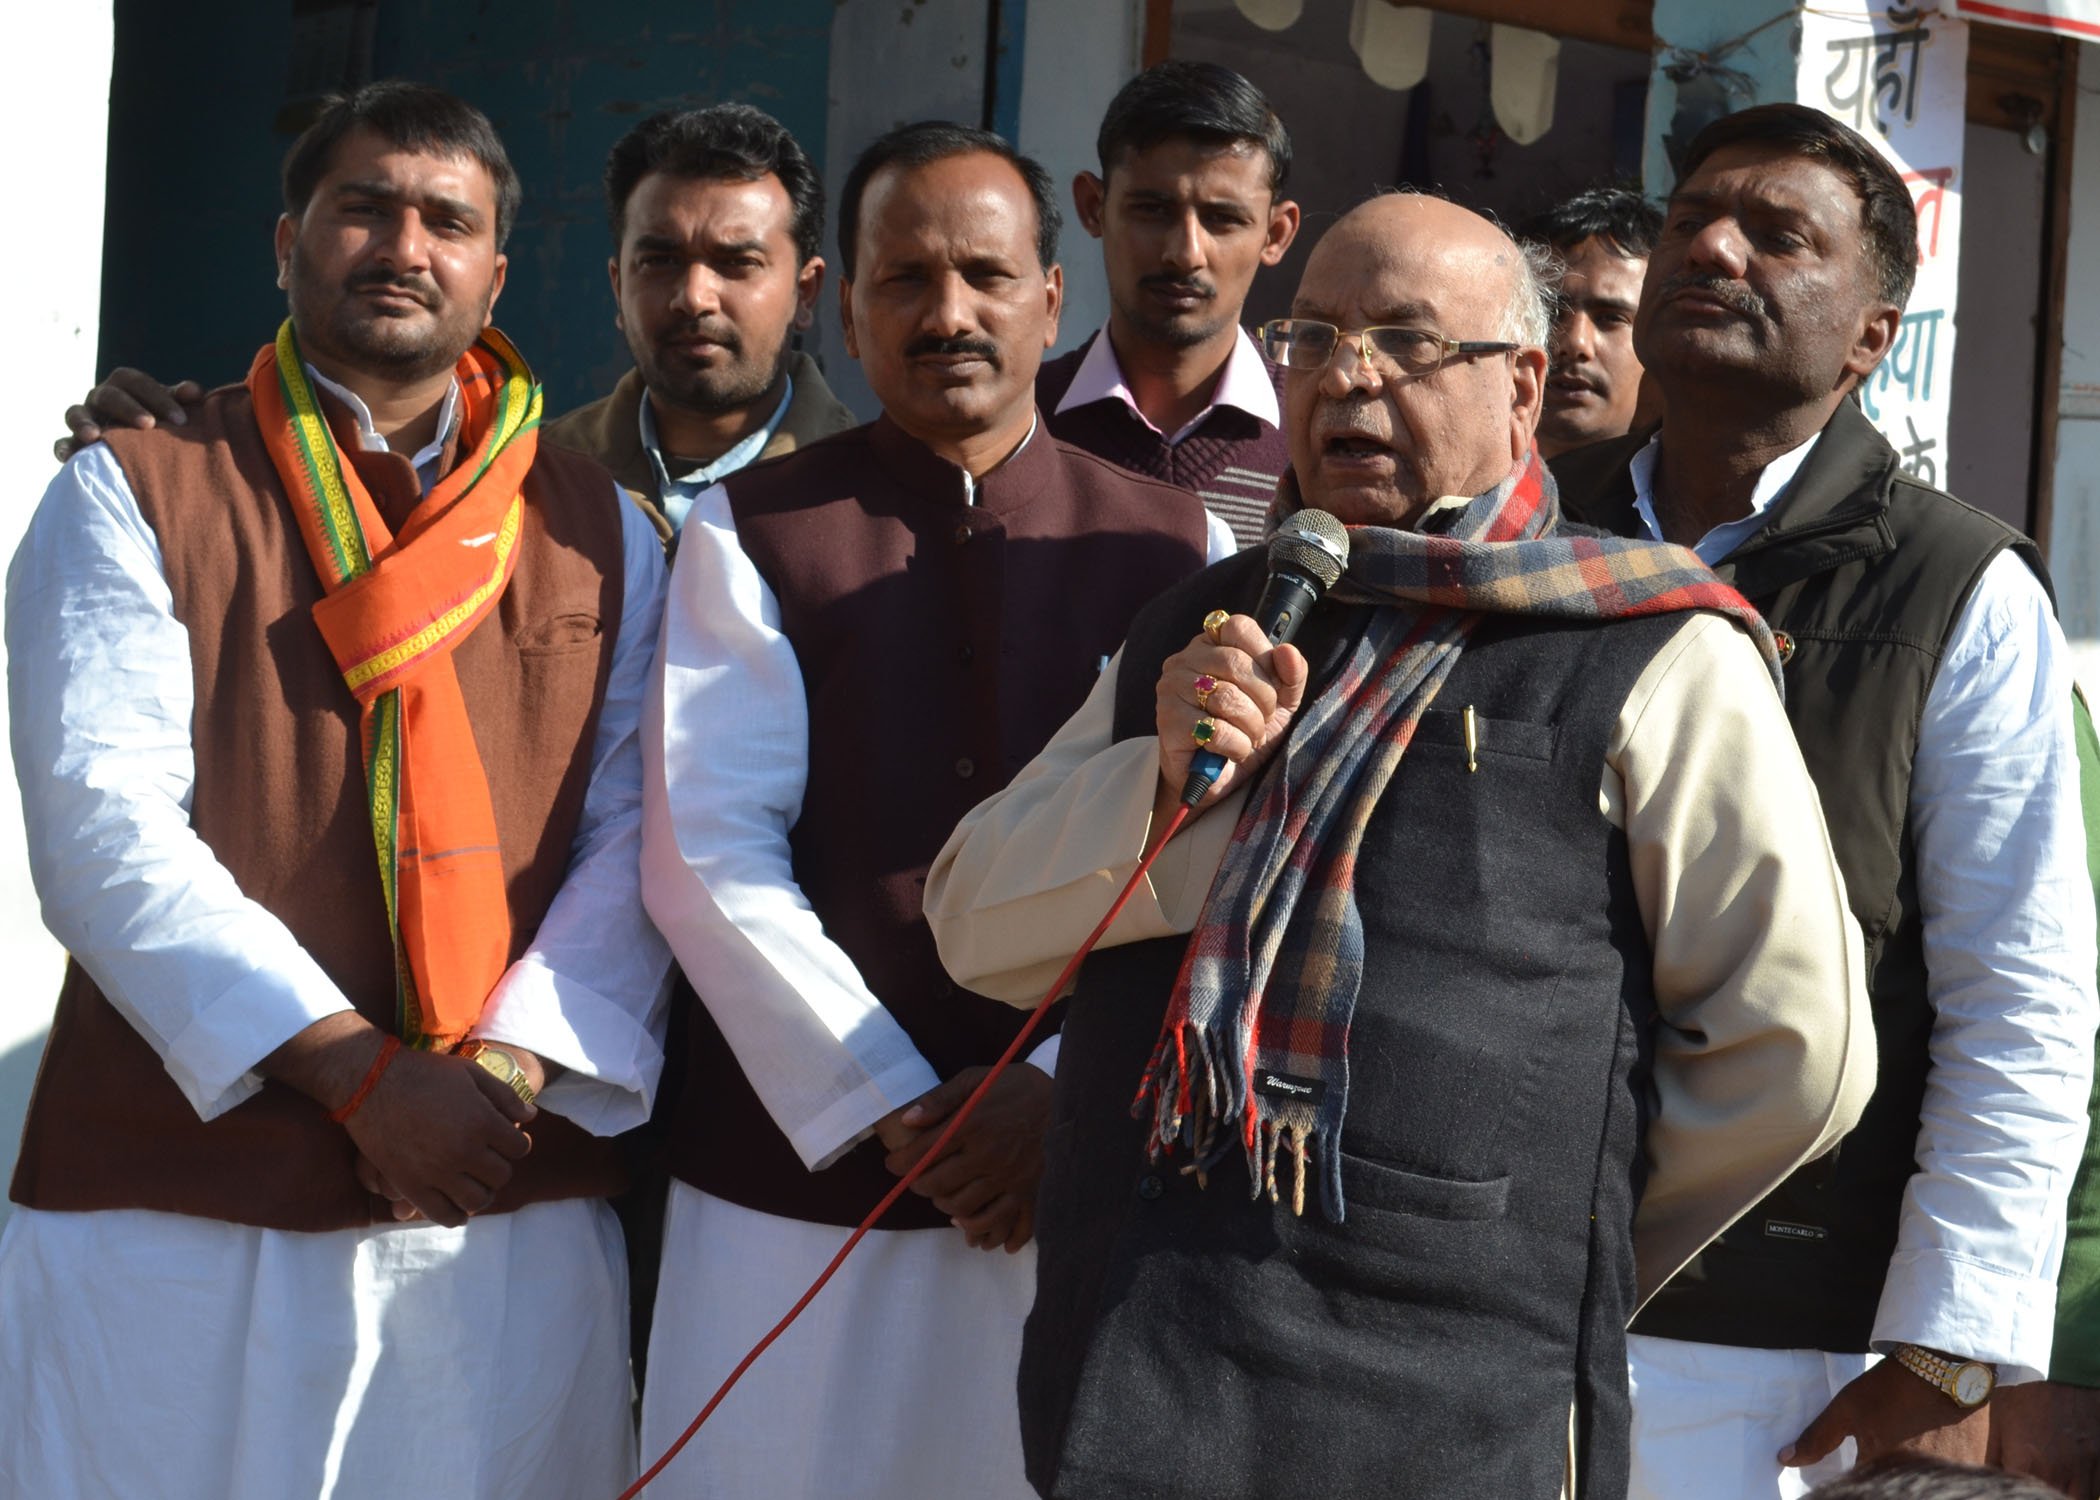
[954, 757, 977, 780]
[954, 522, 973, 544]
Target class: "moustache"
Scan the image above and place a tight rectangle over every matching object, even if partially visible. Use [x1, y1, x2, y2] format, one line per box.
[903, 335, 1000, 364]
[344, 268, 438, 307]
[658, 319, 742, 353]
[1138, 274, 1215, 301]
[1660, 273, 1768, 319]
[1312, 396, 1391, 442]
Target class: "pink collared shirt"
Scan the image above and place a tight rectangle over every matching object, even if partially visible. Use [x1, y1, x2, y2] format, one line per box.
[1053, 324, 1281, 444]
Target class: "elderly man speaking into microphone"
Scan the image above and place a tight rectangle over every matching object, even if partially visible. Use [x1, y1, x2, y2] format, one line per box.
[924, 191, 1875, 1500]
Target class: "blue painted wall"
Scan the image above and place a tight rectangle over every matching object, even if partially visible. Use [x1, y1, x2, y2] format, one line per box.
[98, 0, 835, 417]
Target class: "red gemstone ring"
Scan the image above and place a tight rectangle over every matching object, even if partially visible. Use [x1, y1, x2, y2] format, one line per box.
[1194, 673, 1219, 706]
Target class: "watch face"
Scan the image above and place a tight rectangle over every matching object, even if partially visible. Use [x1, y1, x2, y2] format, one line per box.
[472, 1049, 517, 1083]
[1952, 1364, 1992, 1406]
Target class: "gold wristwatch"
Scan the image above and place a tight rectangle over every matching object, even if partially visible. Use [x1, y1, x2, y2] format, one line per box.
[1891, 1344, 1995, 1408]
[459, 1040, 536, 1107]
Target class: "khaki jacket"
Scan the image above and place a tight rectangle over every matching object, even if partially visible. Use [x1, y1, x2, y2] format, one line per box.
[542, 351, 858, 541]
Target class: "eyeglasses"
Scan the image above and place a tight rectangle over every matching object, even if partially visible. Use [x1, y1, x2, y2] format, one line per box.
[1260, 318, 1521, 377]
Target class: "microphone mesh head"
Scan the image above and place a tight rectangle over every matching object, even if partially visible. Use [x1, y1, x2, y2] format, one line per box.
[1269, 509, 1349, 592]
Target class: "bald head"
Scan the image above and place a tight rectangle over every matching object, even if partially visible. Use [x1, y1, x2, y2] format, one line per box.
[1283, 193, 1548, 526]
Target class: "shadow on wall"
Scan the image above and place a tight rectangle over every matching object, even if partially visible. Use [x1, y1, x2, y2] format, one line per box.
[0, 1032, 47, 1232]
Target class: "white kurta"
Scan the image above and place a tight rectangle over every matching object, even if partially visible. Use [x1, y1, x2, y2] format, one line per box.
[0, 390, 674, 1500]
[642, 1184, 1037, 1498]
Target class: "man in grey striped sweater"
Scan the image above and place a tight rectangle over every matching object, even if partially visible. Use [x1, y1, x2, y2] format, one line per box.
[1037, 60, 1299, 551]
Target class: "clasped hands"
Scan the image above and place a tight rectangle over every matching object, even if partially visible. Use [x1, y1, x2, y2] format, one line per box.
[265, 1013, 543, 1229]
[874, 1063, 1053, 1253]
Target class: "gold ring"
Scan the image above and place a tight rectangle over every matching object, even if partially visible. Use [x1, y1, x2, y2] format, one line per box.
[1202, 609, 1231, 643]
[1194, 673, 1219, 706]
[1190, 718, 1218, 748]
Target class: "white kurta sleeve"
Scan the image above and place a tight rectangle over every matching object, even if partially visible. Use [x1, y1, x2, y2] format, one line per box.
[474, 488, 675, 1135]
[641, 481, 942, 1171]
[5, 446, 354, 1120]
[1611, 612, 1877, 1304]
[925, 650, 1246, 1005]
[1873, 550, 2099, 1383]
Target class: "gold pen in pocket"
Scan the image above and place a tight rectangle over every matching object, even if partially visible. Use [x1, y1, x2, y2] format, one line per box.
[1464, 705, 1478, 773]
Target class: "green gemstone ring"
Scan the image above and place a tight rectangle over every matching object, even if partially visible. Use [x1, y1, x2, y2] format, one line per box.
[1190, 718, 1217, 747]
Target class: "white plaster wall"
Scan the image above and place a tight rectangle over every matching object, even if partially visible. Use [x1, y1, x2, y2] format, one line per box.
[0, 6, 112, 1225]
[1013, 0, 1145, 358]
[1643, 0, 1801, 194]
[816, 0, 992, 422]
[2050, 42, 2100, 696]
[812, 0, 1143, 419]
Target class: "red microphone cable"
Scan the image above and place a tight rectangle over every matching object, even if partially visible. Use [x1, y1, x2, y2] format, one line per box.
[617, 800, 1194, 1499]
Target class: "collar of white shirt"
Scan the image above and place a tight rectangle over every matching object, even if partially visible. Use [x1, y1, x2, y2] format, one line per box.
[1628, 428, 1821, 566]
[964, 412, 1039, 506]
[639, 374, 797, 532]
[305, 364, 463, 497]
[1054, 323, 1280, 442]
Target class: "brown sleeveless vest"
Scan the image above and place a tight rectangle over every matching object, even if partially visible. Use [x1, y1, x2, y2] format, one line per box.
[663, 414, 1211, 1228]
[9, 381, 633, 1231]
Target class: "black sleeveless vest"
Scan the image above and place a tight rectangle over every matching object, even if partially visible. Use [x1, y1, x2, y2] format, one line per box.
[1021, 546, 1692, 1500]
[1553, 401, 2049, 1351]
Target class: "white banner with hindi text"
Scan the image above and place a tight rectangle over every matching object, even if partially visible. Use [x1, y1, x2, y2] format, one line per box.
[1801, 1, 1969, 487]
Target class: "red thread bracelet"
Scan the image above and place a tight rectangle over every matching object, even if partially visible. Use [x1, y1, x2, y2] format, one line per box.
[328, 1035, 401, 1124]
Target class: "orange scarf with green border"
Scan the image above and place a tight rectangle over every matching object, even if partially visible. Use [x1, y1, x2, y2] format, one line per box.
[247, 319, 541, 1048]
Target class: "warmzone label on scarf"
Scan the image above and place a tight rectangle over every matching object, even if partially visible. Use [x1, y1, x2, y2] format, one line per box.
[1763, 1219, 1831, 1243]
[1254, 1071, 1327, 1106]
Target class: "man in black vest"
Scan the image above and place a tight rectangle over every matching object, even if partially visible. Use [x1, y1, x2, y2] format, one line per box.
[1550, 104, 2098, 1497]
[637, 122, 1213, 1497]
[1038, 61, 1299, 550]
[928, 189, 1874, 1500]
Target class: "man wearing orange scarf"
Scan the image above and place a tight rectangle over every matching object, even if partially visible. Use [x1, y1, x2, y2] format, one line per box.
[0, 84, 670, 1500]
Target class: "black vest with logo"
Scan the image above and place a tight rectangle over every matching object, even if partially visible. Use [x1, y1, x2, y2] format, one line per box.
[1021, 545, 1693, 1500]
[1552, 401, 2048, 1351]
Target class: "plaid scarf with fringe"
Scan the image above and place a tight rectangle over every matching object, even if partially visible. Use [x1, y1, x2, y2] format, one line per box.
[1132, 450, 1781, 1221]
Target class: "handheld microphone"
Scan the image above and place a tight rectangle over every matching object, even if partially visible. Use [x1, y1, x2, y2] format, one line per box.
[1180, 509, 1350, 807]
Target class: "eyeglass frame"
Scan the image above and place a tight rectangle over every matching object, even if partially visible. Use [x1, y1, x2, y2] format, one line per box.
[1259, 317, 1522, 378]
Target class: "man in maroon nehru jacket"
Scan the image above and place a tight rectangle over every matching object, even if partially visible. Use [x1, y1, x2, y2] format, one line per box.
[0, 83, 670, 1498]
[637, 121, 1217, 1497]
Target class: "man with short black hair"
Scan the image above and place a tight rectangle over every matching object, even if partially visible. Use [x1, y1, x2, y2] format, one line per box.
[541, 103, 856, 537]
[1040, 60, 1300, 549]
[61, 102, 859, 538]
[2, 81, 671, 1498]
[1518, 184, 1662, 460]
[639, 119, 1213, 1498]
[1553, 102, 2096, 1499]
